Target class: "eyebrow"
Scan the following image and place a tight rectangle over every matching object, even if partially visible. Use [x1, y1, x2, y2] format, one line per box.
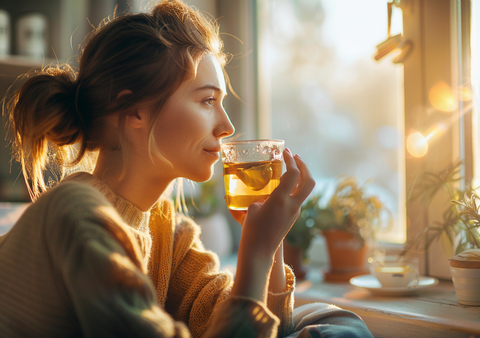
[194, 84, 227, 96]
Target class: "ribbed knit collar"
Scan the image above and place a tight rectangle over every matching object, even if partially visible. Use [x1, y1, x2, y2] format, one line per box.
[62, 172, 151, 233]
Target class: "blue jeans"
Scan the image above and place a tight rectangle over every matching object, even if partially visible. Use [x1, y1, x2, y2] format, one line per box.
[286, 303, 374, 338]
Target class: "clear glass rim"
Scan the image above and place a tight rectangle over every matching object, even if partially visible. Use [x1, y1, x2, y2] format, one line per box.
[220, 139, 284, 147]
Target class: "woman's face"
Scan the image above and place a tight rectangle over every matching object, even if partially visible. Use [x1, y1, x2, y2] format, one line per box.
[153, 53, 234, 182]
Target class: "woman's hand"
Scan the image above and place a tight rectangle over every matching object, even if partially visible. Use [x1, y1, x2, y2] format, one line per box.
[230, 148, 315, 302]
[238, 148, 315, 259]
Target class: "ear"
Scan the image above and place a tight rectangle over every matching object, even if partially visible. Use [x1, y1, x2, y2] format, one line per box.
[116, 89, 146, 130]
[126, 107, 147, 130]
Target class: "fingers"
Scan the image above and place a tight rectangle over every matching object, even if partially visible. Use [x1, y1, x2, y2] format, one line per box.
[247, 201, 263, 212]
[291, 155, 316, 204]
[272, 149, 315, 208]
[230, 200, 265, 225]
[272, 148, 300, 197]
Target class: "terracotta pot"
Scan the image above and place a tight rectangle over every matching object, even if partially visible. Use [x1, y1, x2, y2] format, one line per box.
[283, 240, 308, 280]
[322, 229, 369, 282]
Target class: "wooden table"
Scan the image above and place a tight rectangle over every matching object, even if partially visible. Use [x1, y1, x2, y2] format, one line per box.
[295, 268, 480, 338]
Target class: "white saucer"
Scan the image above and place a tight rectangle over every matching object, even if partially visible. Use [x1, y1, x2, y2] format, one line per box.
[349, 274, 439, 296]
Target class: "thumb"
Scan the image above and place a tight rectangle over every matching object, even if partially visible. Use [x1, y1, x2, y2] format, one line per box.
[247, 200, 265, 214]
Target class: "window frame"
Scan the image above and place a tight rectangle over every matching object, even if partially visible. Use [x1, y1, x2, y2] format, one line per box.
[402, 0, 472, 278]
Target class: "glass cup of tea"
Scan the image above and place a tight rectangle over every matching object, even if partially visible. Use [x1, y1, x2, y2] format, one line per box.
[368, 255, 420, 288]
[220, 139, 284, 210]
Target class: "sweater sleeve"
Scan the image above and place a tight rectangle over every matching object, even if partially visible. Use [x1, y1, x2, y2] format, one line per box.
[50, 197, 192, 338]
[267, 265, 295, 337]
[57, 218, 279, 338]
[147, 208, 280, 338]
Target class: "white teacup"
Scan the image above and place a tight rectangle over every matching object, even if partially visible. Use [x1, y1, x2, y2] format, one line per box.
[369, 255, 420, 288]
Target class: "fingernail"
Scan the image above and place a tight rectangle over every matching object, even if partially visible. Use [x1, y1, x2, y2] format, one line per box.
[295, 154, 301, 159]
[286, 148, 292, 155]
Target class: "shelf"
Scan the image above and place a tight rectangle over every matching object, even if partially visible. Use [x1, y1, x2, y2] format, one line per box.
[0, 55, 56, 68]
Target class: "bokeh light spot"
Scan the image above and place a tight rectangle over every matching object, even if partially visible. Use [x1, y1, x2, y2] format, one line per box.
[406, 132, 428, 158]
[429, 81, 457, 112]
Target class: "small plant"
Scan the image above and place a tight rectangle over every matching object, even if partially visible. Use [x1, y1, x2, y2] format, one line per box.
[401, 161, 480, 257]
[327, 177, 391, 247]
[183, 179, 220, 218]
[286, 176, 392, 253]
[285, 195, 327, 253]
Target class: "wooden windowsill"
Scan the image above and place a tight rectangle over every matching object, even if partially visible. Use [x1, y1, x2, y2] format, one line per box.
[295, 266, 480, 338]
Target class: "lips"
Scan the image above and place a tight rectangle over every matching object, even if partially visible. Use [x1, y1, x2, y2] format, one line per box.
[203, 149, 220, 161]
[204, 146, 221, 153]
[204, 149, 220, 156]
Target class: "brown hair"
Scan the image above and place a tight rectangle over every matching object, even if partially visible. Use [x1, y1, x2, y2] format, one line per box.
[3, 0, 226, 200]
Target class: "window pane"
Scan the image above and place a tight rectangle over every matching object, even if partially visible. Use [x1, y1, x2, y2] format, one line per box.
[265, 0, 405, 243]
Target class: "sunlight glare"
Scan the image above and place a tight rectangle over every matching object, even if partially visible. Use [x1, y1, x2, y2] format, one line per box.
[429, 81, 457, 112]
[321, 0, 402, 64]
[406, 132, 428, 158]
[434, 122, 448, 134]
[472, 178, 480, 190]
[460, 86, 473, 101]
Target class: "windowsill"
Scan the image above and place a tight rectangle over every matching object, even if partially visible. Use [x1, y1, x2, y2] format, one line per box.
[295, 265, 480, 338]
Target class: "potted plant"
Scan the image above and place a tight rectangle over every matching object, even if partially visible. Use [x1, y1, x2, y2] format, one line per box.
[285, 176, 392, 282]
[401, 161, 479, 257]
[320, 177, 392, 281]
[400, 162, 480, 305]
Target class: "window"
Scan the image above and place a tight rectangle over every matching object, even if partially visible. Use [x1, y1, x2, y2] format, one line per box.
[400, 0, 475, 278]
[251, 0, 478, 278]
[261, 0, 406, 244]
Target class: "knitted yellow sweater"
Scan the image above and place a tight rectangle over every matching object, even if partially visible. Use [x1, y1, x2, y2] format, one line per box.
[0, 172, 295, 338]
[145, 190, 295, 338]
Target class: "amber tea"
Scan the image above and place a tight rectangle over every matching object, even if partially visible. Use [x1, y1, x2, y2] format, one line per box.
[220, 139, 284, 211]
[223, 160, 282, 210]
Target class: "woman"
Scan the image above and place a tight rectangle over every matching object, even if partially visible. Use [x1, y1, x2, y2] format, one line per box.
[0, 1, 373, 337]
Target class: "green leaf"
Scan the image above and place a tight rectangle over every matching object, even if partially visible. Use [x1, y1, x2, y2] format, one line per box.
[441, 230, 454, 258]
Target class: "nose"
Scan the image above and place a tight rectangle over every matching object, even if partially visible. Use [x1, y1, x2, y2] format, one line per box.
[214, 107, 235, 139]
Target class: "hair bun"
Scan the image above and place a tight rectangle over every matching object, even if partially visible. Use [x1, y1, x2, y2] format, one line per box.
[5, 63, 89, 198]
[26, 65, 85, 147]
